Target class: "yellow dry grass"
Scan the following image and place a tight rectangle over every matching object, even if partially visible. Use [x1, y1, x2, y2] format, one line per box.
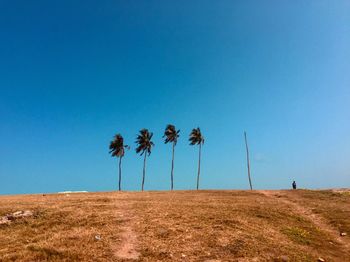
[0, 190, 349, 261]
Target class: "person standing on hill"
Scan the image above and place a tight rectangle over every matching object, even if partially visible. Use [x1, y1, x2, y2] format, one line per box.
[292, 181, 297, 190]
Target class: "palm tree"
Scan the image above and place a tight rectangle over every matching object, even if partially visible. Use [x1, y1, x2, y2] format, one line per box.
[189, 128, 204, 190]
[135, 129, 154, 191]
[109, 134, 129, 191]
[163, 124, 180, 190]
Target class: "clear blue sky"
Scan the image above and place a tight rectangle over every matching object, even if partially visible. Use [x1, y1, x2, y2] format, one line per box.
[1, 1, 349, 195]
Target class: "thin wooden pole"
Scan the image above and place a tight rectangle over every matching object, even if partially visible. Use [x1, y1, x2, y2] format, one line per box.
[244, 131, 253, 190]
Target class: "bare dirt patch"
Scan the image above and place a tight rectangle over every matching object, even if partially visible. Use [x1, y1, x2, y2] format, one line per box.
[112, 196, 140, 260]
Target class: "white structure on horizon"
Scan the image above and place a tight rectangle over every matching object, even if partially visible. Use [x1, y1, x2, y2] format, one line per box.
[57, 191, 88, 194]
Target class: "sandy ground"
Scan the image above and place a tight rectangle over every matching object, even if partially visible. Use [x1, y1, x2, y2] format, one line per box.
[0, 189, 349, 261]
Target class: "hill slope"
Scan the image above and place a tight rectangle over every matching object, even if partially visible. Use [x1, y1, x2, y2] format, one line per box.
[0, 190, 349, 261]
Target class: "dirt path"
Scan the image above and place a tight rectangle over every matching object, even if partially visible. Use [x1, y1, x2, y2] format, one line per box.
[259, 190, 350, 250]
[112, 197, 140, 260]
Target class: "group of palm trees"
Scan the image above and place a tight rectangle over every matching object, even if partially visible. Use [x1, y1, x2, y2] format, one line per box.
[109, 125, 204, 191]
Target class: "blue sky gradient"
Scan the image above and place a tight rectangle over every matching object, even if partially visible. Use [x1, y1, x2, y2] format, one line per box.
[1, 1, 350, 194]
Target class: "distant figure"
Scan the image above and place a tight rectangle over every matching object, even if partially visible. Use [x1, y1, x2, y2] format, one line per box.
[292, 181, 297, 190]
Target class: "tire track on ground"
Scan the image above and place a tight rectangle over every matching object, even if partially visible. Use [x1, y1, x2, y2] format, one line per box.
[259, 190, 350, 252]
[112, 195, 140, 261]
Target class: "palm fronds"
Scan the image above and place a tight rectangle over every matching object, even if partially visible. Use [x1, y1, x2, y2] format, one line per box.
[135, 129, 154, 156]
[163, 124, 180, 144]
[109, 134, 128, 158]
[189, 128, 204, 145]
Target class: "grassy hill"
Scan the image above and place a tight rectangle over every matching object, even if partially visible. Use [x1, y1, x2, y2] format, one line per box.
[0, 190, 349, 261]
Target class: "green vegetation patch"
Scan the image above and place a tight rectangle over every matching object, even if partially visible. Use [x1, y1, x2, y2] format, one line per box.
[281, 227, 311, 245]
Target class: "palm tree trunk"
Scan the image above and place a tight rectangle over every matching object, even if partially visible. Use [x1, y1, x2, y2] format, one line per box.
[196, 143, 201, 190]
[118, 156, 122, 191]
[142, 153, 147, 191]
[244, 131, 253, 190]
[171, 143, 175, 190]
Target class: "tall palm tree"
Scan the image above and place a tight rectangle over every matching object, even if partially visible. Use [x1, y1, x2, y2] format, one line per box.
[163, 124, 180, 190]
[135, 129, 154, 191]
[109, 134, 129, 191]
[189, 128, 204, 190]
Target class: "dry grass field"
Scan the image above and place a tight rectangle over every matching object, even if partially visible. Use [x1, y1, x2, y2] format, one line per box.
[0, 190, 349, 261]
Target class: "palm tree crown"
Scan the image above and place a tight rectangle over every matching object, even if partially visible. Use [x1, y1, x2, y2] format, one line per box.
[189, 128, 204, 145]
[135, 129, 154, 155]
[109, 134, 128, 157]
[163, 124, 180, 145]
